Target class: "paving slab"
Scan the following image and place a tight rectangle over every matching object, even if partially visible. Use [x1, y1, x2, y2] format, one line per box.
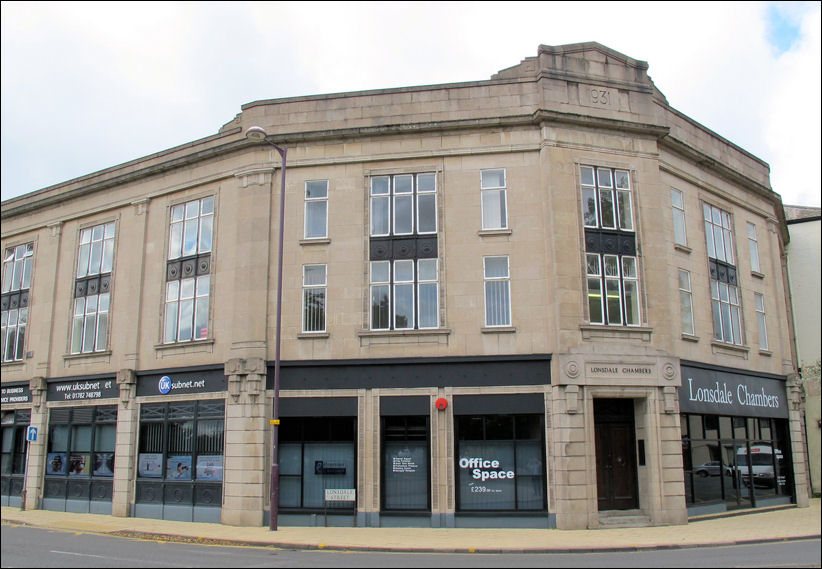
[2, 499, 819, 553]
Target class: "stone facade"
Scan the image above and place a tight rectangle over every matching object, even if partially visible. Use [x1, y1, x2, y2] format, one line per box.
[1, 43, 809, 528]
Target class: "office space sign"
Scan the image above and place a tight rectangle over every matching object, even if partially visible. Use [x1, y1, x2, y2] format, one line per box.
[679, 364, 788, 419]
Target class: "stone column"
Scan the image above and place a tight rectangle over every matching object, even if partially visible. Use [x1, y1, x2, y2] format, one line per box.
[112, 369, 138, 517]
[222, 358, 268, 526]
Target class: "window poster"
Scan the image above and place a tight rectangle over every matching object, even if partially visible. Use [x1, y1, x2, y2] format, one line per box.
[138, 453, 163, 478]
[47, 452, 67, 475]
[167, 455, 192, 480]
[196, 455, 223, 481]
[93, 452, 115, 476]
[68, 453, 90, 476]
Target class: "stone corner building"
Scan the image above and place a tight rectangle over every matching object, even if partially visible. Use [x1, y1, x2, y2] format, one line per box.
[1, 43, 810, 530]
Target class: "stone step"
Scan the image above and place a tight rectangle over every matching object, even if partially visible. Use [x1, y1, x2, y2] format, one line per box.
[598, 511, 651, 528]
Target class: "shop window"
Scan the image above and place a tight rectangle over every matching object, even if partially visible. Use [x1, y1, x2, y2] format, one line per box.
[681, 413, 792, 510]
[44, 406, 116, 504]
[279, 417, 356, 510]
[137, 400, 224, 483]
[381, 416, 429, 511]
[1, 410, 30, 499]
[455, 414, 545, 512]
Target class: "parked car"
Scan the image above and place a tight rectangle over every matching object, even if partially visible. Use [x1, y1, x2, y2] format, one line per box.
[694, 460, 730, 477]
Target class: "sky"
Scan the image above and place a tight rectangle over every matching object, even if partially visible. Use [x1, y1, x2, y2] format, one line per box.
[1, 1, 820, 207]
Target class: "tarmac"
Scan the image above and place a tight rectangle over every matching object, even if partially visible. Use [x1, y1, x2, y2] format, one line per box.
[1, 499, 820, 554]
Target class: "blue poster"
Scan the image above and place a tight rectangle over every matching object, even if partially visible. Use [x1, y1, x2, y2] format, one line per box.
[167, 455, 192, 480]
[47, 453, 67, 475]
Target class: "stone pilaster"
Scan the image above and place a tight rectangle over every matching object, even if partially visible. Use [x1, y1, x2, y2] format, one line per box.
[112, 369, 138, 517]
[22, 377, 47, 511]
[222, 358, 267, 526]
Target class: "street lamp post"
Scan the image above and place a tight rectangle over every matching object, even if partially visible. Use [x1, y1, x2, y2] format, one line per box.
[246, 126, 287, 531]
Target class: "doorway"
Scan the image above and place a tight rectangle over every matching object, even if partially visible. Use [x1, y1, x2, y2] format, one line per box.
[594, 398, 639, 510]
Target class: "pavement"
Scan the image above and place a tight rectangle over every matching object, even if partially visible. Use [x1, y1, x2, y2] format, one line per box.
[2, 500, 820, 554]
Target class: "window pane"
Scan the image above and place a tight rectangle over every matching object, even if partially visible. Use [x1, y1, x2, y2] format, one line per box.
[392, 191, 412, 233]
[371, 196, 389, 235]
[481, 169, 505, 189]
[371, 176, 389, 195]
[394, 174, 413, 194]
[606, 279, 622, 324]
[417, 193, 436, 233]
[169, 222, 183, 260]
[394, 260, 413, 282]
[599, 189, 615, 228]
[306, 180, 328, 199]
[614, 170, 630, 189]
[485, 281, 511, 326]
[582, 187, 598, 227]
[588, 279, 604, 324]
[371, 261, 390, 283]
[394, 283, 414, 329]
[580, 166, 595, 186]
[417, 173, 436, 192]
[304, 265, 326, 286]
[303, 288, 325, 332]
[617, 190, 633, 231]
[101, 238, 114, 273]
[418, 282, 438, 328]
[77, 243, 90, 278]
[305, 201, 328, 238]
[623, 281, 640, 325]
[680, 290, 695, 335]
[89, 241, 103, 275]
[482, 189, 507, 229]
[484, 256, 508, 279]
[198, 214, 213, 253]
[371, 285, 390, 329]
[418, 259, 437, 281]
[384, 440, 429, 510]
[183, 218, 199, 256]
[597, 168, 612, 188]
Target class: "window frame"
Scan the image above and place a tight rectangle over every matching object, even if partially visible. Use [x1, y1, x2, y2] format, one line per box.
[370, 173, 437, 238]
[370, 259, 440, 331]
[678, 269, 695, 336]
[747, 222, 761, 273]
[304, 180, 329, 240]
[164, 197, 214, 344]
[671, 188, 688, 247]
[580, 166, 634, 232]
[1, 243, 34, 363]
[754, 292, 768, 350]
[302, 264, 327, 333]
[483, 255, 512, 327]
[585, 253, 641, 326]
[480, 168, 508, 230]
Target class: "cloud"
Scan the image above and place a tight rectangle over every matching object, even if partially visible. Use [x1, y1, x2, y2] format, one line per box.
[1, 1, 820, 206]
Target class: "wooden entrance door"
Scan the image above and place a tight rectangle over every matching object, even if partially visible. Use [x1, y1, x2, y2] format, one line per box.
[594, 398, 639, 510]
